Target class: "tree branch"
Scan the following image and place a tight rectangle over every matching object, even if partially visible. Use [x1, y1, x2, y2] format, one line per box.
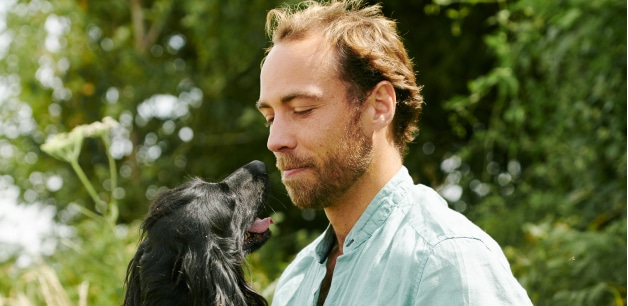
[130, 0, 146, 52]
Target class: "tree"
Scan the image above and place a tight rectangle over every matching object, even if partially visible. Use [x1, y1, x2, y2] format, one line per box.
[440, 0, 627, 304]
[0, 0, 624, 304]
[1, 0, 290, 303]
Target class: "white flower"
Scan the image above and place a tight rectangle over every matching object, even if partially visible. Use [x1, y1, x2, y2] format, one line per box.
[41, 117, 119, 162]
[40, 128, 84, 163]
[80, 116, 120, 138]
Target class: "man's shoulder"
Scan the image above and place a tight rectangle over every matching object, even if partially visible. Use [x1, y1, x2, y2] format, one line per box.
[393, 183, 500, 250]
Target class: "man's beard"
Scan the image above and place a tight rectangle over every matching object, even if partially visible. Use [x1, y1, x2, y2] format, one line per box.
[276, 112, 373, 210]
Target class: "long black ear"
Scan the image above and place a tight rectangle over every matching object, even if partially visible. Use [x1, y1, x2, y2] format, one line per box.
[237, 263, 270, 306]
[124, 240, 191, 306]
[123, 241, 145, 306]
[179, 237, 266, 306]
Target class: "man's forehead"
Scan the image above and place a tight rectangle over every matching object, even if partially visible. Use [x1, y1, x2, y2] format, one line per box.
[265, 34, 335, 69]
[259, 43, 336, 108]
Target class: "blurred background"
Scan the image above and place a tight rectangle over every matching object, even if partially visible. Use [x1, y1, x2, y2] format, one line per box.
[0, 0, 625, 305]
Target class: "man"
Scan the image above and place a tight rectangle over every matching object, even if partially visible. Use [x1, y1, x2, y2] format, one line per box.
[256, 0, 533, 305]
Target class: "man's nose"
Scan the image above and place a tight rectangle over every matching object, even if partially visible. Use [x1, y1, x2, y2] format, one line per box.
[267, 115, 296, 153]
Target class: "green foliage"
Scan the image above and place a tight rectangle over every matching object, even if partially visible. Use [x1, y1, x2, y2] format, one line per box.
[0, 116, 300, 304]
[0, 208, 139, 305]
[0, 0, 625, 305]
[509, 218, 627, 306]
[441, 0, 627, 304]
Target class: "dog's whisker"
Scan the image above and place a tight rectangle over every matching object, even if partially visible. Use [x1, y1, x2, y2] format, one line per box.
[267, 192, 290, 210]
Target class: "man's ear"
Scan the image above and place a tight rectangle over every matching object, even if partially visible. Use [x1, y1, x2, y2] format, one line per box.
[363, 80, 396, 131]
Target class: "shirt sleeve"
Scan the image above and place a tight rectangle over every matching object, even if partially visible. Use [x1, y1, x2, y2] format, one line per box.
[414, 237, 533, 306]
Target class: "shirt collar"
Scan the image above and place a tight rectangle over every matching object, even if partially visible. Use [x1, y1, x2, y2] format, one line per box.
[314, 166, 413, 262]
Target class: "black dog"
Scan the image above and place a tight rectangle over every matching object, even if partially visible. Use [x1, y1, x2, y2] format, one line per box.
[123, 160, 273, 306]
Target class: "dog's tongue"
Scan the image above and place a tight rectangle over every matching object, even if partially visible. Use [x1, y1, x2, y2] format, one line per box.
[248, 217, 273, 233]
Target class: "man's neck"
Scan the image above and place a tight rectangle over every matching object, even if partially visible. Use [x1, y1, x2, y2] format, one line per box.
[324, 156, 402, 254]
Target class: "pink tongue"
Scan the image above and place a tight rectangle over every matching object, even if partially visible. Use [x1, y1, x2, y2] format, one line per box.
[248, 217, 273, 233]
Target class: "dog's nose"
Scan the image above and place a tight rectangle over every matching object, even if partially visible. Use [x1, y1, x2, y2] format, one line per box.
[244, 160, 267, 175]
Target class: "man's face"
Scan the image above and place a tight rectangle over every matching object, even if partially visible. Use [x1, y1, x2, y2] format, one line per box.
[257, 35, 373, 209]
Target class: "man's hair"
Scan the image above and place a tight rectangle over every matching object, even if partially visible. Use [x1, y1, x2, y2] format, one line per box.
[265, 0, 423, 154]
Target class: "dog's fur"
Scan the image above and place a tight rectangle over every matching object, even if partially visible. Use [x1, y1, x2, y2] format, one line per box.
[123, 161, 271, 306]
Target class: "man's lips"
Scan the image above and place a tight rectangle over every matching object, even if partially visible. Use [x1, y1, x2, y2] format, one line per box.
[277, 154, 313, 179]
[281, 167, 308, 179]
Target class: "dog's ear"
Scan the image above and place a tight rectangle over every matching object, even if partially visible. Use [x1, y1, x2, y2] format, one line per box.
[123, 241, 144, 306]
[178, 237, 264, 306]
[124, 240, 191, 305]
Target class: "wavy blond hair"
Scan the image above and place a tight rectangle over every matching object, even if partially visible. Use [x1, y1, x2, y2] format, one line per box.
[265, 0, 423, 154]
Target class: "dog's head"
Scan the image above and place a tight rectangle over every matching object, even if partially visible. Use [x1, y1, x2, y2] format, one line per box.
[124, 160, 272, 306]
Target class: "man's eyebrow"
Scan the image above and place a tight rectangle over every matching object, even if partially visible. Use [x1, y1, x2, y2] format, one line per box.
[256, 90, 323, 110]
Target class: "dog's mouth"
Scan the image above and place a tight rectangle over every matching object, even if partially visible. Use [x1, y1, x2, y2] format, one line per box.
[243, 217, 273, 253]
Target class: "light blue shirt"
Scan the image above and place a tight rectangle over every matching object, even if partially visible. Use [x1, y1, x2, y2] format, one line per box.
[272, 167, 533, 305]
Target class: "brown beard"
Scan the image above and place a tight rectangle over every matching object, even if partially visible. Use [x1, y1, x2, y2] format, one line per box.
[276, 110, 373, 210]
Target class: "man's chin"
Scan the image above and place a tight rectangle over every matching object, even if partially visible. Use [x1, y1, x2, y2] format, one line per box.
[286, 185, 329, 210]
